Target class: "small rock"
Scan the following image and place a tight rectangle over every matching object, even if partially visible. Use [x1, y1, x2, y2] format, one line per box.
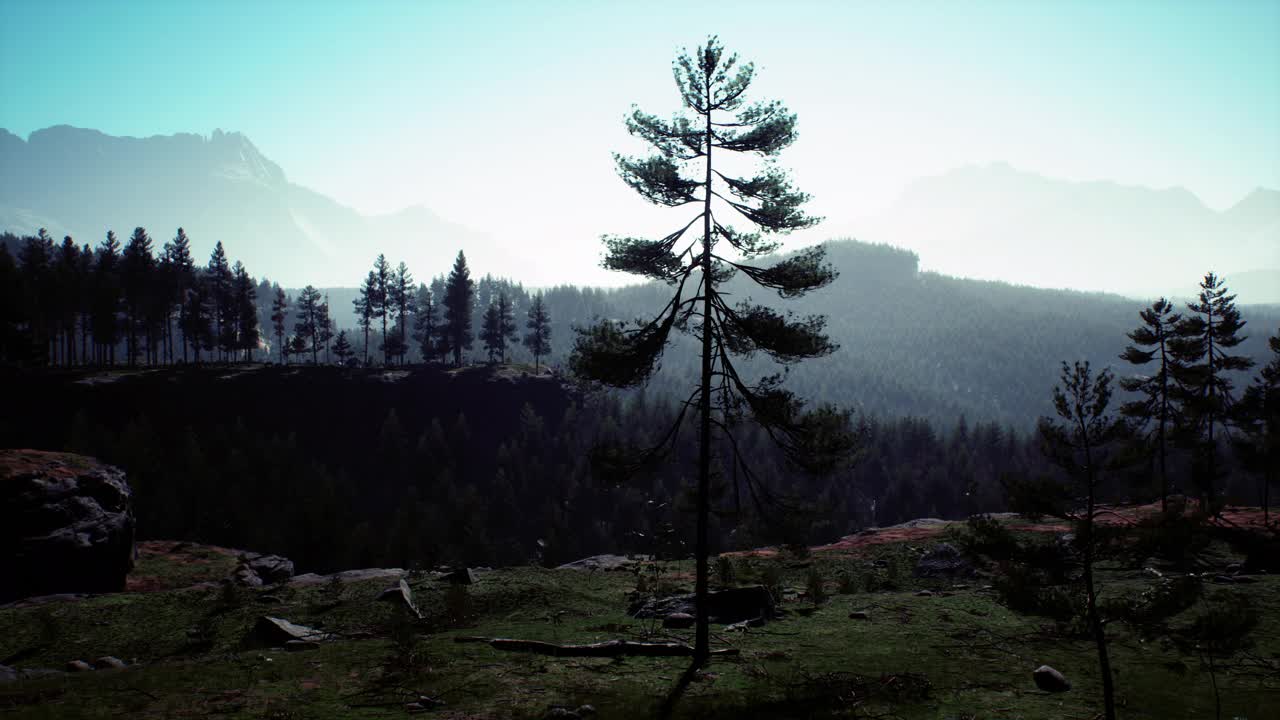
[65, 660, 93, 672]
[848, 610, 870, 620]
[1226, 563, 1244, 573]
[92, 656, 126, 670]
[724, 616, 766, 631]
[545, 709, 580, 719]
[1033, 664, 1071, 692]
[577, 705, 597, 717]
[1144, 567, 1163, 579]
[0, 664, 17, 683]
[377, 578, 422, 619]
[405, 701, 425, 713]
[241, 553, 295, 584]
[663, 612, 695, 629]
[248, 616, 332, 647]
[285, 640, 320, 652]
[915, 590, 934, 597]
[257, 594, 284, 604]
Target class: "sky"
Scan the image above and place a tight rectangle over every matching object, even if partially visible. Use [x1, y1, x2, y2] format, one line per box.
[2, 0, 1278, 286]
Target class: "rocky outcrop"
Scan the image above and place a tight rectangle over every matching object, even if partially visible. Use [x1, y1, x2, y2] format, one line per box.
[228, 552, 295, 587]
[630, 585, 775, 624]
[556, 555, 641, 571]
[0, 450, 136, 602]
[913, 542, 975, 579]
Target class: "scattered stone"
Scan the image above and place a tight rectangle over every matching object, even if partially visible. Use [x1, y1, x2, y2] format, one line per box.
[377, 578, 422, 619]
[405, 702, 425, 713]
[1033, 665, 1071, 692]
[65, 660, 93, 672]
[663, 612, 694, 629]
[848, 610, 871, 620]
[92, 656, 126, 670]
[915, 590, 934, 597]
[445, 567, 479, 585]
[577, 705, 597, 716]
[913, 543, 975, 579]
[1, 450, 136, 602]
[248, 616, 332, 647]
[556, 554, 641, 571]
[630, 585, 774, 624]
[229, 563, 264, 587]
[289, 568, 406, 586]
[285, 640, 320, 652]
[241, 553, 295, 584]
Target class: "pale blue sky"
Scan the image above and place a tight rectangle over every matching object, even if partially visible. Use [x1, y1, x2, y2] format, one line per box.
[2, 0, 1277, 285]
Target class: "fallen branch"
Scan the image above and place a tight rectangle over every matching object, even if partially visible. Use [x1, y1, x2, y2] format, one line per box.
[452, 636, 739, 658]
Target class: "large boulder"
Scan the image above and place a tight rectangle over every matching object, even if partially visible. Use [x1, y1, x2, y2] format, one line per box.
[0, 450, 136, 602]
[913, 542, 975, 579]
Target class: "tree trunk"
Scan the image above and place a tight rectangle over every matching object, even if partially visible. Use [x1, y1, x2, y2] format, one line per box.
[693, 74, 715, 667]
[1082, 438, 1117, 720]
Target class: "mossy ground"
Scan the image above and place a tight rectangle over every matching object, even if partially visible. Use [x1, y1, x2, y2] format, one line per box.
[1, 528, 1276, 719]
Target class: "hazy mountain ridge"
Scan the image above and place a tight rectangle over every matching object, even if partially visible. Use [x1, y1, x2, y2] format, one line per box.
[0, 125, 495, 286]
[853, 162, 1280, 302]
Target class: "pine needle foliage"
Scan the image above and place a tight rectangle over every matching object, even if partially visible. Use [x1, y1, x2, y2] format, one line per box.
[570, 36, 859, 664]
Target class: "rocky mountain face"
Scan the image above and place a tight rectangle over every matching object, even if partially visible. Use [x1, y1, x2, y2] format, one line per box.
[854, 163, 1280, 302]
[0, 126, 493, 287]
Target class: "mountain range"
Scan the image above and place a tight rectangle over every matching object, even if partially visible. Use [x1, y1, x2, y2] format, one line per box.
[2, 126, 1277, 302]
[0, 126, 497, 287]
[850, 162, 1279, 302]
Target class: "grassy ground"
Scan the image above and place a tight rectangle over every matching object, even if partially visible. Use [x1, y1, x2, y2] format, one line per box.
[1, 526, 1276, 719]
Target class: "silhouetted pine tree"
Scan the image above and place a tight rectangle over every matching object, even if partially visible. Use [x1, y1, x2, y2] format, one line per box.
[480, 301, 502, 363]
[270, 286, 289, 363]
[372, 254, 392, 365]
[232, 261, 259, 361]
[1118, 298, 1183, 511]
[92, 231, 122, 365]
[392, 262, 415, 365]
[207, 241, 232, 361]
[443, 250, 475, 367]
[1170, 273, 1254, 512]
[1035, 361, 1121, 720]
[55, 236, 80, 366]
[317, 295, 335, 364]
[182, 271, 213, 362]
[167, 228, 195, 362]
[413, 285, 438, 363]
[76, 242, 94, 364]
[295, 285, 323, 364]
[0, 243, 19, 362]
[332, 329, 354, 367]
[569, 36, 857, 663]
[1233, 326, 1279, 525]
[524, 293, 552, 371]
[121, 227, 154, 366]
[355, 270, 377, 365]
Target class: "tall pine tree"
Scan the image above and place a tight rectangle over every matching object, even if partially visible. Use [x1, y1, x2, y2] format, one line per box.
[524, 293, 552, 372]
[570, 37, 857, 663]
[1118, 298, 1182, 511]
[442, 251, 475, 367]
[1170, 272, 1253, 512]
